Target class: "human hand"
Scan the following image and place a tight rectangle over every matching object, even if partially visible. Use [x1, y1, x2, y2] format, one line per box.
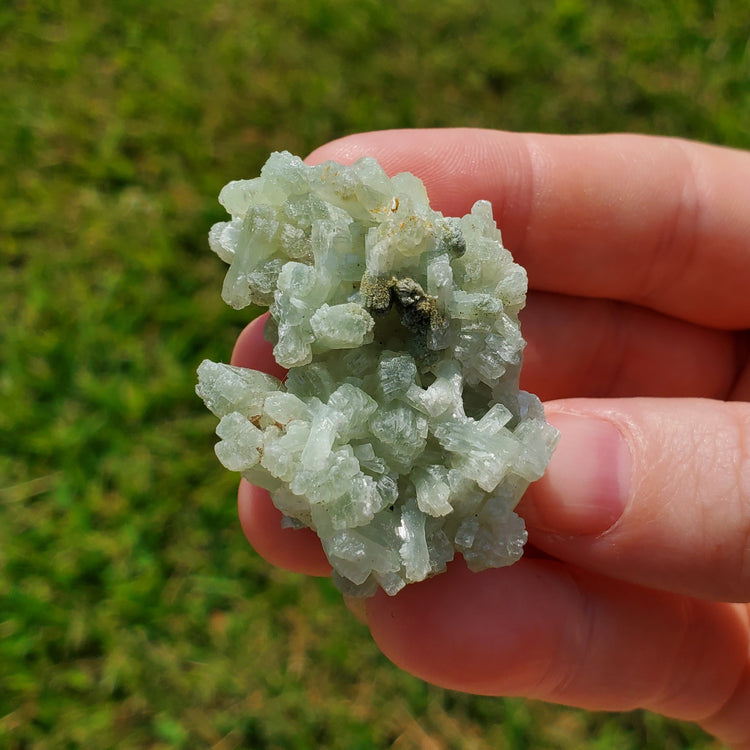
[231, 129, 750, 748]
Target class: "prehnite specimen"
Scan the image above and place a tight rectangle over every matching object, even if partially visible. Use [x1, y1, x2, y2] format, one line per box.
[197, 152, 559, 597]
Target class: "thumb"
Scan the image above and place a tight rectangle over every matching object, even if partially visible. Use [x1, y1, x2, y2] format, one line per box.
[518, 397, 750, 602]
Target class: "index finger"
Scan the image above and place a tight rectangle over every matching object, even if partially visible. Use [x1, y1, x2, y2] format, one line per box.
[307, 129, 750, 329]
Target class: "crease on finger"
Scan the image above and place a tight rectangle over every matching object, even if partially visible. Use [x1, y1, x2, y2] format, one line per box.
[728, 331, 750, 400]
[647, 597, 746, 723]
[697, 605, 750, 748]
[636, 138, 702, 310]
[527, 564, 601, 705]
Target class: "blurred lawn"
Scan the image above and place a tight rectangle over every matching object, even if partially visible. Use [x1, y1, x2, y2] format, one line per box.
[1, 0, 747, 747]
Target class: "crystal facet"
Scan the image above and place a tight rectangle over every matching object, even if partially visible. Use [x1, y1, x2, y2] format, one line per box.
[198, 152, 559, 596]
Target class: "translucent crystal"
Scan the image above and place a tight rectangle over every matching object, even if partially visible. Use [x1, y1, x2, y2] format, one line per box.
[309, 303, 374, 350]
[412, 465, 452, 517]
[214, 412, 263, 472]
[197, 152, 559, 596]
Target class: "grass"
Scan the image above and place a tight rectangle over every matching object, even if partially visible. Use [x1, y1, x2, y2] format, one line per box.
[2, 0, 747, 746]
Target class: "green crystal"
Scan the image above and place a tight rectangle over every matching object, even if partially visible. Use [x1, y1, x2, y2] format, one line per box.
[197, 152, 559, 596]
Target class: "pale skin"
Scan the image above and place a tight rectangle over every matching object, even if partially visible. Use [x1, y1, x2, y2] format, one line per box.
[230, 129, 750, 748]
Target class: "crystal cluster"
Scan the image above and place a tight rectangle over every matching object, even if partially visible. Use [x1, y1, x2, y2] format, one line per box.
[197, 152, 559, 597]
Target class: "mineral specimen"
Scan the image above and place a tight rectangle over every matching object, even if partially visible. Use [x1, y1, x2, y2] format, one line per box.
[197, 152, 559, 597]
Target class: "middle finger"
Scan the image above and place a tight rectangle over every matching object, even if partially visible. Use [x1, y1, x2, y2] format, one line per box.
[521, 291, 739, 400]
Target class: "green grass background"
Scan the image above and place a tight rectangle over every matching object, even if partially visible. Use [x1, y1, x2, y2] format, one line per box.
[2, 0, 748, 747]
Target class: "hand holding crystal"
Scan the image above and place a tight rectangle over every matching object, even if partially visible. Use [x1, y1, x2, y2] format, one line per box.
[233, 130, 750, 748]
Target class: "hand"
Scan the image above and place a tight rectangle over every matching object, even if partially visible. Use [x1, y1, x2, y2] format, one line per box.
[231, 129, 750, 748]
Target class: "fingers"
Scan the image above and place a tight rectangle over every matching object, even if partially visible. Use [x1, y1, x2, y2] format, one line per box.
[365, 558, 750, 747]
[307, 129, 750, 328]
[237, 479, 331, 576]
[521, 292, 740, 401]
[230, 312, 287, 379]
[518, 398, 750, 602]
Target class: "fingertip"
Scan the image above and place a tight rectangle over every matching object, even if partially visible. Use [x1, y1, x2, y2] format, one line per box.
[304, 128, 522, 218]
[364, 557, 571, 697]
[230, 313, 287, 381]
[520, 398, 750, 602]
[305, 129, 422, 167]
[237, 479, 331, 577]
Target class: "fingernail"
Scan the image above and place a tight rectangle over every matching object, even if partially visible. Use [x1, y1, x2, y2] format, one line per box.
[522, 412, 631, 535]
